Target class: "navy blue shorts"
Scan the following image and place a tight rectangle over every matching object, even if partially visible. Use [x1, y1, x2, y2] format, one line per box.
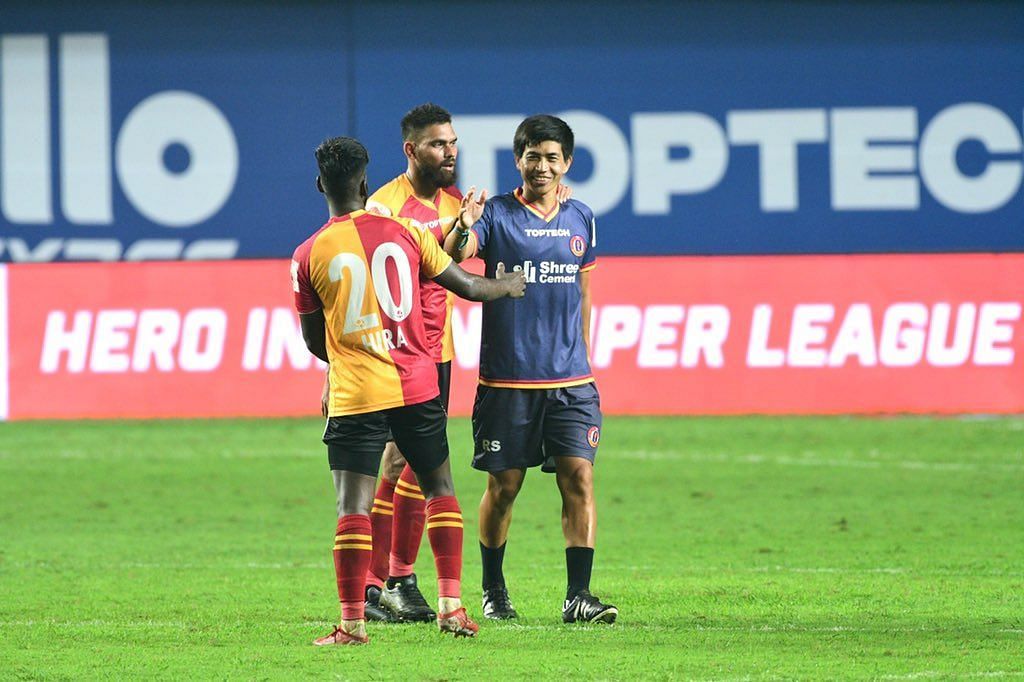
[471, 383, 602, 473]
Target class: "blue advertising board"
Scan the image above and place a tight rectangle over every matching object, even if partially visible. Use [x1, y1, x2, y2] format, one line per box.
[1, 1, 1022, 260]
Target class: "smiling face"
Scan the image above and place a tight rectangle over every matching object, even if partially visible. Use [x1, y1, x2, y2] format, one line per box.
[516, 140, 572, 199]
[406, 122, 458, 189]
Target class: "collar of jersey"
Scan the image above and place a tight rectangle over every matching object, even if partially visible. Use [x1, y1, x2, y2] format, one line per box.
[401, 173, 442, 210]
[515, 187, 560, 223]
[328, 209, 366, 226]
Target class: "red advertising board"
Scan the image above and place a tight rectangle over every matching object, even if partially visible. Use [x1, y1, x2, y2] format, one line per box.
[1, 254, 1021, 420]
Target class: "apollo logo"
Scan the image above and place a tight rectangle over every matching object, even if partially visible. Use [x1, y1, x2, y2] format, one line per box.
[1, 34, 238, 229]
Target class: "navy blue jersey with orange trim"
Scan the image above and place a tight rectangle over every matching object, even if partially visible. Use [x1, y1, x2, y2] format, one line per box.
[470, 189, 597, 388]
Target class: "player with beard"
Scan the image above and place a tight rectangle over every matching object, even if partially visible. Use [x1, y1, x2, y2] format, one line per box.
[329, 105, 568, 623]
[349, 103, 464, 623]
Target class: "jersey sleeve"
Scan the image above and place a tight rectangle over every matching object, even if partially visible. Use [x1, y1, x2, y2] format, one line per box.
[581, 207, 598, 272]
[439, 190, 464, 239]
[471, 200, 495, 256]
[291, 237, 322, 313]
[413, 224, 454, 278]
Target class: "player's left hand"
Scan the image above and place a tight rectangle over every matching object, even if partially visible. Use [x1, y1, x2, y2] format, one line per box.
[556, 183, 573, 204]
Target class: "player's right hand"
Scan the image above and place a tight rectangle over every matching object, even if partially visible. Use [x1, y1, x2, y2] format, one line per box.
[459, 186, 488, 228]
[495, 262, 526, 298]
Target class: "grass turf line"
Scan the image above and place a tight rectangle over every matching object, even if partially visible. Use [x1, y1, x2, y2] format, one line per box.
[0, 416, 1022, 679]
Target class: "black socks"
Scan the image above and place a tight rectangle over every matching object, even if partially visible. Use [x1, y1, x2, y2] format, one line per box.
[480, 541, 507, 590]
[565, 546, 594, 600]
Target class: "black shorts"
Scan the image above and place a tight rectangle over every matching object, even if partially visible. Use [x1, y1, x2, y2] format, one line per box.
[324, 398, 449, 477]
[471, 383, 602, 473]
[384, 361, 451, 442]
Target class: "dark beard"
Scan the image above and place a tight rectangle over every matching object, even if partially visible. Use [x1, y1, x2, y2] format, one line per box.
[421, 163, 457, 189]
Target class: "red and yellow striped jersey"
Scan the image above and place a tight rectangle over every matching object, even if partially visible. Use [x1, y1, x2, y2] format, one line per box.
[366, 174, 463, 363]
[291, 209, 454, 416]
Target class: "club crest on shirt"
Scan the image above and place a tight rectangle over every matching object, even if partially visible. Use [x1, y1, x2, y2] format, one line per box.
[569, 234, 587, 257]
[587, 426, 601, 448]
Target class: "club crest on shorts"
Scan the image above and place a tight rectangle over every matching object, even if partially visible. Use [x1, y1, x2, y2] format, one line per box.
[569, 234, 587, 257]
[586, 426, 601, 448]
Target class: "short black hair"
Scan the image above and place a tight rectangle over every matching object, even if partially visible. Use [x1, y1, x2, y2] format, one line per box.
[513, 115, 574, 160]
[315, 136, 369, 200]
[401, 103, 453, 142]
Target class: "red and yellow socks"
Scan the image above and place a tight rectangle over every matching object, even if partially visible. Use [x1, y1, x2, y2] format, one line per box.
[425, 495, 464, 599]
[333, 514, 372, 621]
[389, 465, 425, 578]
[366, 478, 396, 589]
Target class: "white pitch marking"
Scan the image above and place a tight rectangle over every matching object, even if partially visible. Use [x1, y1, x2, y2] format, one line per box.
[3, 620, 1005, 636]
[879, 672, 1023, 680]
[618, 450, 1024, 473]
[8, 561, 1022, 578]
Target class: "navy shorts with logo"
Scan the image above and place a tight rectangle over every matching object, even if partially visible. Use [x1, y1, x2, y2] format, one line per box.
[324, 397, 449, 477]
[471, 382, 602, 473]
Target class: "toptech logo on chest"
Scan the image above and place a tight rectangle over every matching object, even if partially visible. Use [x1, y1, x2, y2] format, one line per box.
[0, 34, 239, 261]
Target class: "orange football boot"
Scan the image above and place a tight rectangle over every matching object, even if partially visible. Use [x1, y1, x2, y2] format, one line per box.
[437, 607, 479, 637]
[313, 626, 369, 646]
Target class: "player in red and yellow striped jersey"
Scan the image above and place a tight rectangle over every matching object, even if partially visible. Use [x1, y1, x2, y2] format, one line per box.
[294, 136, 524, 646]
[358, 104, 466, 622]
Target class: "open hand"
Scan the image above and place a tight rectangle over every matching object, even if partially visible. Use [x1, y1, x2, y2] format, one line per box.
[459, 186, 488, 228]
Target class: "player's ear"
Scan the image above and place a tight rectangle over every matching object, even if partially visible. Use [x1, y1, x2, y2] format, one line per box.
[562, 154, 573, 173]
[403, 139, 416, 161]
[359, 176, 369, 202]
[315, 175, 324, 194]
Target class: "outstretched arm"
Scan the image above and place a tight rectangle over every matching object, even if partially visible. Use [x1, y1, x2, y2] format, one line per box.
[433, 261, 525, 302]
[299, 309, 328, 363]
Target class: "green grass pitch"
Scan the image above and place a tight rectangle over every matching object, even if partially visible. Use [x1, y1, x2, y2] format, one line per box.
[1, 416, 1022, 679]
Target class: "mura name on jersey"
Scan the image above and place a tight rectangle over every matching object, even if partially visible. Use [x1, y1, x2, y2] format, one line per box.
[509, 260, 581, 284]
[361, 326, 409, 355]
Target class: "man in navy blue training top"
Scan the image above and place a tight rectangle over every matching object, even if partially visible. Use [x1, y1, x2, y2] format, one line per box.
[444, 114, 618, 625]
